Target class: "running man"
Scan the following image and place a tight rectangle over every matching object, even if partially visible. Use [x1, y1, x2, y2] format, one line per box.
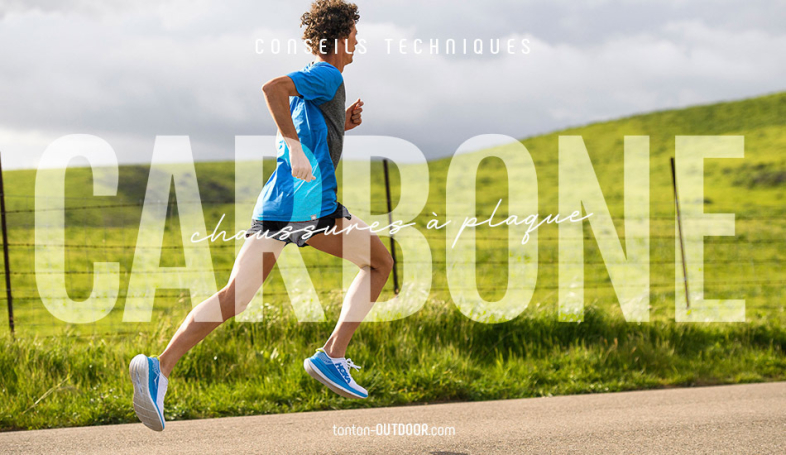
[130, 0, 394, 431]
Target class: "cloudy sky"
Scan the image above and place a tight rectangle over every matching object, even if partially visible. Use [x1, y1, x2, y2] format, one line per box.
[1, 0, 784, 169]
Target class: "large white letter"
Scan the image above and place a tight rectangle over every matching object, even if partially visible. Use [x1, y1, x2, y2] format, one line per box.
[341, 136, 432, 322]
[446, 135, 538, 323]
[558, 136, 650, 322]
[35, 135, 120, 323]
[123, 136, 219, 322]
[234, 135, 326, 322]
[674, 136, 745, 322]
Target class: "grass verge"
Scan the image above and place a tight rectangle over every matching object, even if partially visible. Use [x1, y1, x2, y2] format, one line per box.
[2, 303, 784, 431]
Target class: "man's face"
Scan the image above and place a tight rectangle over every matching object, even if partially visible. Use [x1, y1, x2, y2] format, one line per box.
[342, 24, 358, 65]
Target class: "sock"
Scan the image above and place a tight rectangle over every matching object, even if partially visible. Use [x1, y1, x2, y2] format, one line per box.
[321, 346, 344, 361]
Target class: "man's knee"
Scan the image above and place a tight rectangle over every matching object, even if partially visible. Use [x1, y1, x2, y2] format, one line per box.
[373, 250, 395, 276]
[219, 281, 251, 318]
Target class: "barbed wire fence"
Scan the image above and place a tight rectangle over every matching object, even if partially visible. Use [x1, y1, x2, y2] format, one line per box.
[1, 154, 783, 336]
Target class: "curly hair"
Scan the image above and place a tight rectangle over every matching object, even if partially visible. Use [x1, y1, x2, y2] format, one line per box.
[300, 0, 360, 55]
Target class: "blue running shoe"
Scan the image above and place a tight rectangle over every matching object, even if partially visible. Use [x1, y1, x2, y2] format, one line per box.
[129, 354, 168, 431]
[304, 348, 368, 399]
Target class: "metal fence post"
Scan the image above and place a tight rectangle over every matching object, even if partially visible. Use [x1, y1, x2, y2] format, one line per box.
[0, 151, 15, 334]
[670, 157, 690, 311]
[382, 159, 400, 294]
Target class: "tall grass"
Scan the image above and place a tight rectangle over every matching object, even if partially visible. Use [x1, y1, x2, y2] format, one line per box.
[2, 301, 784, 431]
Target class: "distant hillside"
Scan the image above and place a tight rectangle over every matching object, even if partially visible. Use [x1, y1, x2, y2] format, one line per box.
[1, 91, 783, 335]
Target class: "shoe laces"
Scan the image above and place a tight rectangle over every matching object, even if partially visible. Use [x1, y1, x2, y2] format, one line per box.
[345, 358, 362, 372]
[316, 348, 362, 371]
[337, 358, 361, 384]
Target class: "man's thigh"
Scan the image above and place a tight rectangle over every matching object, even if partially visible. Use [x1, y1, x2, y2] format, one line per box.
[305, 216, 386, 268]
[229, 233, 286, 287]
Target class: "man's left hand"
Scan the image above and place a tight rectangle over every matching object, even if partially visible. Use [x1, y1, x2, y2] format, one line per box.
[345, 98, 363, 131]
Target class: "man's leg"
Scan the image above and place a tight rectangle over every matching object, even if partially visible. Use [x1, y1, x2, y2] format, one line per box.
[157, 234, 286, 377]
[304, 216, 394, 358]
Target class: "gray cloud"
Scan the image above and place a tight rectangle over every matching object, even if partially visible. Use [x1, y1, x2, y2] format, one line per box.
[1, 1, 784, 169]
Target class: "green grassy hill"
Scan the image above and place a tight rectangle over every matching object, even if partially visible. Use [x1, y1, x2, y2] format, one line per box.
[0, 92, 783, 430]
[3, 91, 782, 333]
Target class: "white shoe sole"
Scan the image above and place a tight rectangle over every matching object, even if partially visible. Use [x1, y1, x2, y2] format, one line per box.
[129, 354, 165, 431]
[303, 358, 367, 399]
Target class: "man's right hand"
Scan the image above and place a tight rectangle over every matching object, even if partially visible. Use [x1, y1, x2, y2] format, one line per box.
[286, 138, 316, 182]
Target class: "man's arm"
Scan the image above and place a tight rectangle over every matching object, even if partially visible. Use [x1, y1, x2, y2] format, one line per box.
[262, 76, 315, 182]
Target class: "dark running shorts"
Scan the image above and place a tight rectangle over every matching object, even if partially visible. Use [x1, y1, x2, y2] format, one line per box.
[244, 201, 353, 248]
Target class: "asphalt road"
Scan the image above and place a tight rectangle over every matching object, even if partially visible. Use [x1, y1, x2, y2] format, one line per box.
[3, 382, 784, 454]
